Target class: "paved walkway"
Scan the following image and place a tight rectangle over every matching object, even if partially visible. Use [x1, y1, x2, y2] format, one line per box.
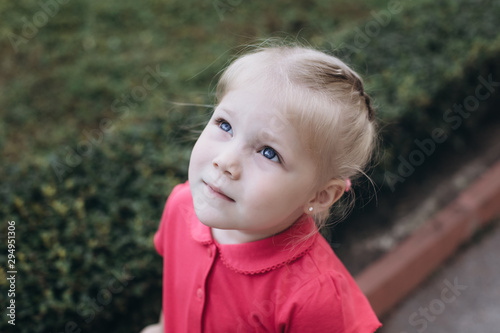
[379, 218, 500, 333]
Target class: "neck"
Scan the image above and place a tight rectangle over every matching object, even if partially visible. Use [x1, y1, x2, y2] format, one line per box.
[210, 214, 310, 244]
[211, 228, 270, 244]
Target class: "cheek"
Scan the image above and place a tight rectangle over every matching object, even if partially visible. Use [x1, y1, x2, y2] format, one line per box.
[246, 180, 290, 210]
[259, 178, 310, 207]
[189, 138, 209, 176]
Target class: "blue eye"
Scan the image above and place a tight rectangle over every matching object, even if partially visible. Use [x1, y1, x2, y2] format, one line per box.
[261, 147, 280, 162]
[218, 120, 233, 134]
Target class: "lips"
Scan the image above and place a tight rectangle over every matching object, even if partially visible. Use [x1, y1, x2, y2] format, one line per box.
[203, 181, 235, 202]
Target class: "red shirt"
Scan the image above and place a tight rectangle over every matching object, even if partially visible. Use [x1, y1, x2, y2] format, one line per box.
[154, 182, 381, 332]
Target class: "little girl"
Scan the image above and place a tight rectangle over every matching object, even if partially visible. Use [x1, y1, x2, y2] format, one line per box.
[141, 43, 381, 332]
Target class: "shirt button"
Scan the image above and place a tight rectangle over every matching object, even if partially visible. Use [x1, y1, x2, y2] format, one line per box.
[197, 288, 204, 299]
[207, 247, 213, 257]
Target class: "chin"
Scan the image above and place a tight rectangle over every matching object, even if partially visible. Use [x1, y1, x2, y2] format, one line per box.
[199, 219, 234, 231]
[201, 217, 238, 231]
[194, 207, 222, 229]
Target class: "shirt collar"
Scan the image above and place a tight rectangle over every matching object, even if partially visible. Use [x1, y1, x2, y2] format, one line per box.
[189, 206, 318, 275]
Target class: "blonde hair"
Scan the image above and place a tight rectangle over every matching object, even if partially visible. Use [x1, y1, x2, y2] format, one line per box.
[215, 43, 377, 230]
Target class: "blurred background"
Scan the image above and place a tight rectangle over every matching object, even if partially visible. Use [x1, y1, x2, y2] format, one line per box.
[1, 0, 499, 332]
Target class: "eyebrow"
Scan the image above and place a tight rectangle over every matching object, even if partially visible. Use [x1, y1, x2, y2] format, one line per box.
[219, 106, 286, 149]
[217, 107, 233, 115]
[259, 127, 281, 143]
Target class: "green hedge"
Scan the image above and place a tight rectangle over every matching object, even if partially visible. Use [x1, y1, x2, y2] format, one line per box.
[0, 112, 196, 332]
[328, 0, 500, 189]
[1, 0, 500, 332]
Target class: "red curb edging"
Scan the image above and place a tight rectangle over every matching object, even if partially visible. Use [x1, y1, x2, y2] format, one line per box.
[355, 159, 500, 318]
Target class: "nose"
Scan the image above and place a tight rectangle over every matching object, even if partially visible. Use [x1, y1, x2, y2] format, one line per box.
[212, 145, 242, 180]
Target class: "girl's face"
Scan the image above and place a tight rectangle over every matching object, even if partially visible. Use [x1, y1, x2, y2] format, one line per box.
[188, 85, 319, 244]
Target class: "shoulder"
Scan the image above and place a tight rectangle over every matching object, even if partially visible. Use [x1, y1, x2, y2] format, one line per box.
[287, 234, 347, 280]
[154, 181, 192, 254]
[278, 271, 381, 332]
[159, 181, 193, 224]
[165, 181, 192, 206]
[280, 269, 349, 315]
[276, 238, 381, 332]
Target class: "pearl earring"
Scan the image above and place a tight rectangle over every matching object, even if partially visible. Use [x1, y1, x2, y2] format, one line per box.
[308, 207, 313, 212]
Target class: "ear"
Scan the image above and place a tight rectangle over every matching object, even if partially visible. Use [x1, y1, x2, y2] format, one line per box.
[304, 179, 345, 215]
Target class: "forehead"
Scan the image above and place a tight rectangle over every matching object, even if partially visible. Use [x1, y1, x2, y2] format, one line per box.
[218, 86, 297, 132]
[215, 84, 321, 180]
[218, 86, 310, 149]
